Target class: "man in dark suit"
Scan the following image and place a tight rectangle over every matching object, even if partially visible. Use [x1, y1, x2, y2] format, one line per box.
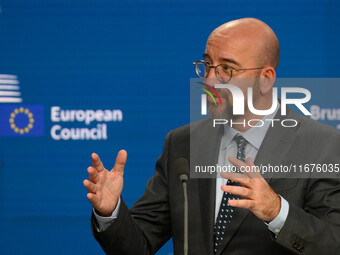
[83, 18, 340, 254]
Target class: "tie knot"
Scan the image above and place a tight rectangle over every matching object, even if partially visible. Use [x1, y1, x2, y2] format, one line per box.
[234, 134, 247, 148]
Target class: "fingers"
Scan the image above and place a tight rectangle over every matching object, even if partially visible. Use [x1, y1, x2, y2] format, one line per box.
[228, 198, 255, 210]
[222, 185, 253, 199]
[220, 171, 244, 180]
[228, 156, 261, 178]
[112, 150, 127, 176]
[83, 179, 97, 193]
[220, 170, 252, 188]
[87, 166, 100, 183]
[92, 153, 105, 172]
[87, 193, 99, 208]
[228, 156, 247, 169]
[245, 157, 254, 165]
[245, 158, 262, 178]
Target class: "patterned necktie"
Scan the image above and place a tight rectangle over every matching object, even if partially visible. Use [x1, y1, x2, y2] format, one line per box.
[214, 134, 248, 254]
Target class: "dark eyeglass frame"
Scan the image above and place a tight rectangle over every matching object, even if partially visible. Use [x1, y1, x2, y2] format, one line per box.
[193, 60, 264, 83]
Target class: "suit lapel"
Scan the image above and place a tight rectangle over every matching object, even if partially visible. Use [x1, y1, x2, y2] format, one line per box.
[199, 178, 216, 254]
[193, 119, 223, 255]
[216, 107, 301, 254]
[254, 107, 300, 183]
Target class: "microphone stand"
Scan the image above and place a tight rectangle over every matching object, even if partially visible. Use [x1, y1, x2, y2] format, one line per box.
[182, 180, 188, 255]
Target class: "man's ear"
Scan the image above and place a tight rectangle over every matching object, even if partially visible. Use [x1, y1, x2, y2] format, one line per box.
[259, 66, 276, 95]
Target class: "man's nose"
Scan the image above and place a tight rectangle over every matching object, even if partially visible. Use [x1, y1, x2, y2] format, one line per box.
[204, 67, 219, 87]
[206, 66, 216, 79]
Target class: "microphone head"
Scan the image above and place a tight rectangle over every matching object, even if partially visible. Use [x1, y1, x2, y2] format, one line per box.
[175, 158, 189, 182]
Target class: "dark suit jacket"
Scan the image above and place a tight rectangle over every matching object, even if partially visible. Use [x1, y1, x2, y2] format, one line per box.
[91, 107, 340, 254]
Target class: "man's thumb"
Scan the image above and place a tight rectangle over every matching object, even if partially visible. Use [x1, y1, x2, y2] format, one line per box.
[112, 149, 127, 175]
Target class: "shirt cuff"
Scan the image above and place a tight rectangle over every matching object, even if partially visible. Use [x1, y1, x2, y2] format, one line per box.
[265, 195, 289, 236]
[93, 197, 121, 232]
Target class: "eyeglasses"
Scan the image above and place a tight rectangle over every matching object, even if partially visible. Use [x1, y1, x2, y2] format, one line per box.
[193, 60, 264, 83]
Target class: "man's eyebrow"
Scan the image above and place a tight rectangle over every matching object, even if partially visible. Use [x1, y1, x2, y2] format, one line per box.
[202, 53, 240, 66]
[220, 57, 240, 66]
[203, 53, 211, 59]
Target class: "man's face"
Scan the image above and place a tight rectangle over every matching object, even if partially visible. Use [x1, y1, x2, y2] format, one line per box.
[203, 29, 262, 120]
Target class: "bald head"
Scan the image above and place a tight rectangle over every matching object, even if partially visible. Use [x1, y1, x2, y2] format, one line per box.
[208, 18, 280, 70]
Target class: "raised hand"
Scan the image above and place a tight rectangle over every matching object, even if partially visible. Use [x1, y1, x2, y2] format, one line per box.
[221, 156, 281, 222]
[83, 150, 127, 216]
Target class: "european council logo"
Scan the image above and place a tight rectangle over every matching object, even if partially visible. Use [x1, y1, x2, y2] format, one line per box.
[0, 105, 44, 136]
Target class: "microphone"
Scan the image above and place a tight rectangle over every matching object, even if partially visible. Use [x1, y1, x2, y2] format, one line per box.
[175, 158, 190, 255]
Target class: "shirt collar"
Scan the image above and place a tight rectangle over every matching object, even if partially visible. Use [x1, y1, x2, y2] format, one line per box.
[221, 103, 280, 150]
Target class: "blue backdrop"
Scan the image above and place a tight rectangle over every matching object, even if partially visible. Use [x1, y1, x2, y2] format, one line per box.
[0, 0, 340, 254]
